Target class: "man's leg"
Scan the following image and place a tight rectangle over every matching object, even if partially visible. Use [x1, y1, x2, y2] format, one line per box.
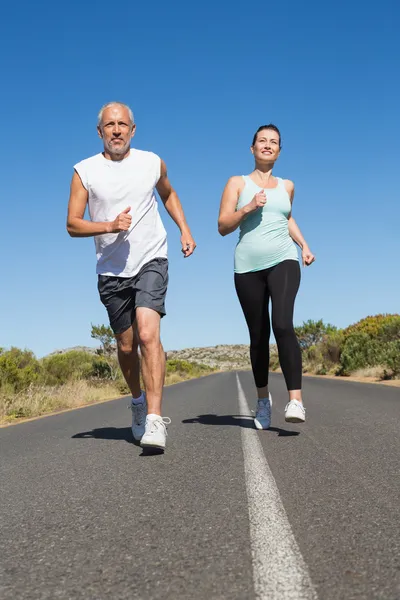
[135, 307, 165, 415]
[115, 324, 141, 398]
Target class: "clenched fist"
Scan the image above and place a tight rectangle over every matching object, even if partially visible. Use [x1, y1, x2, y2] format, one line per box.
[110, 207, 132, 233]
[246, 190, 267, 214]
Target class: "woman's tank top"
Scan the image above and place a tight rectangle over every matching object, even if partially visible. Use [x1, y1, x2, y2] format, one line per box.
[234, 176, 298, 273]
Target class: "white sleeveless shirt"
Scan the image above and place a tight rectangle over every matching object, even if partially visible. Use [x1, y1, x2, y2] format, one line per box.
[74, 149, 168, 277]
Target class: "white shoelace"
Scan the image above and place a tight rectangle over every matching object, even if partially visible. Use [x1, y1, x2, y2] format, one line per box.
[147, 417, 171, 434]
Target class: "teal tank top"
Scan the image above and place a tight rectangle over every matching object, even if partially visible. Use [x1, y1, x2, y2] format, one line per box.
[234, 176, 298, 273]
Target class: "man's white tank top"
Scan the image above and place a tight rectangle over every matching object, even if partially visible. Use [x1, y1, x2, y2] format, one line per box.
[74, 149, 167, 277]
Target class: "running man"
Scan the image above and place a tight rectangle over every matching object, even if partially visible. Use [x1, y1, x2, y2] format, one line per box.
[218, 124, 315, 429]
[67, 102, 196, 449]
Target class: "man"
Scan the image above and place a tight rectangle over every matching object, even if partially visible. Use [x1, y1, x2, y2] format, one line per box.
[67, 102, 196, 450]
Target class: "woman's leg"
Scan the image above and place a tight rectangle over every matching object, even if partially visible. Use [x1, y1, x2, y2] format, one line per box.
[234, 270, 271, 397]
[268, 260, 302, 400]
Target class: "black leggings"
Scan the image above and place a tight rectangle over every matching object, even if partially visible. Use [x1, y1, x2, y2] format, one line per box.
[234, 260, 302, 391]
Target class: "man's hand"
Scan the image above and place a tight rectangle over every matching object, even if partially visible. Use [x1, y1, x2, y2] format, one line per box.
[180, 231, 196, 258]
[302, 246, 315, 267]
[110, 207, 132, 233]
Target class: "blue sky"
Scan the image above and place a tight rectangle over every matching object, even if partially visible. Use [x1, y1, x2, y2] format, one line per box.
[0, 0, 399, 357]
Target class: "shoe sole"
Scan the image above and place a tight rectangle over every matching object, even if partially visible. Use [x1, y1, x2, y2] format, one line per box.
[254, 419, 270, 430]
[140, 440, 166, 449]
[131, 428, 145, 441]
[285, 415, 305, 423]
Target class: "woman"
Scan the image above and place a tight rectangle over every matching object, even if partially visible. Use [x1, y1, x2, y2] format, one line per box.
[218, 124, 315, 429]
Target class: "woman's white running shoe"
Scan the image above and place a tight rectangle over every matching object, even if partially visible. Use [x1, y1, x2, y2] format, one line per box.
[285, 400, 306, 423]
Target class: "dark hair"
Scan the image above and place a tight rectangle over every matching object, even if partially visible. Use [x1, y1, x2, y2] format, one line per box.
[252, 124, 281, 148]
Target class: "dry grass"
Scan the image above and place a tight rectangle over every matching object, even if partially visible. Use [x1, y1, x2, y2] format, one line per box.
[303, 372, 400, 387]
[0, 368, 217, 426]
[165, 370, 218, 386]
[352, 366, 387, 380]
[0, 381, 121, 424]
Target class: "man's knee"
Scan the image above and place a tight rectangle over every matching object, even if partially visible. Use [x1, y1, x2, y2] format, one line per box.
[116, 334, 137, 357]
[136, 309, 161, 349]
[137, 324, 159, 348]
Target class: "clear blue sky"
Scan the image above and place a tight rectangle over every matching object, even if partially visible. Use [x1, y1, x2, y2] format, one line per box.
[0, 0, 399, 357]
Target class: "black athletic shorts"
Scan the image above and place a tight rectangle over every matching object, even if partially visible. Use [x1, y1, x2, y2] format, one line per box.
[98, 258, 168, 335]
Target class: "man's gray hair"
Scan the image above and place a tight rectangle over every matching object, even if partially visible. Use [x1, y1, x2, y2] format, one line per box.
[97, 102, 135, 127]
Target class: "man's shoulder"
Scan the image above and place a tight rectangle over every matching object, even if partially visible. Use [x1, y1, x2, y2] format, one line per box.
[131, 148, 160, 163]
[74, 153, 103, 170]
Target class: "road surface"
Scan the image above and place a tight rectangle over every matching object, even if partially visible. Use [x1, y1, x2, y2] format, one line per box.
[1, 372, 399, 599]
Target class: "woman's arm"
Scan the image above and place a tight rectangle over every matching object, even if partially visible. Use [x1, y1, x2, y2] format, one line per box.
[218, 177, 266, 236]
[284, 180, 315, 266]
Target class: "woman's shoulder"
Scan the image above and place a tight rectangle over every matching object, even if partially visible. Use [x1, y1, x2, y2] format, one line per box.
[225, 175, 246, 191]
[228, 175, 246, 184]
[281, 178, 294, 197]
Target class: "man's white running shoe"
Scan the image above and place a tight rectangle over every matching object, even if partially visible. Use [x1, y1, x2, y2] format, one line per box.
[130, 394, 147, 441]
[254, 394, 272, 430]
[285, 400, 306, 423]
[140, 414, 171, 449]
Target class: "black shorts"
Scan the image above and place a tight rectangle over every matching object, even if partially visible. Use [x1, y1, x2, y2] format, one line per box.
[98, 258, 168, 335]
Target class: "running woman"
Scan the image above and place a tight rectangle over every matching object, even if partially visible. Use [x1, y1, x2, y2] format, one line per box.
[67, 102, 196, 449]
[218, 124, 315, 429]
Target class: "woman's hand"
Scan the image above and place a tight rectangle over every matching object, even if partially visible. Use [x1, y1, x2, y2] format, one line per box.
[245, 190, 267, 214]
[302, 246, 315, 266]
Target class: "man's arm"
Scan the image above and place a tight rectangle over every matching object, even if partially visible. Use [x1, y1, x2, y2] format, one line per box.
[66, 171, 131, 237]
[156, 159, 196, 257]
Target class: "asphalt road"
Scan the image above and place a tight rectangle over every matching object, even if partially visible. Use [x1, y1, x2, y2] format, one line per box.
[1, 372, 399, 599]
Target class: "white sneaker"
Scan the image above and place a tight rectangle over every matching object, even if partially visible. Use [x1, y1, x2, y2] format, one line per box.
[254, 394, 272, 430]
[130, 394, 147, 441]
[285, 400, 306, 423]
[140, 414, 171, 449]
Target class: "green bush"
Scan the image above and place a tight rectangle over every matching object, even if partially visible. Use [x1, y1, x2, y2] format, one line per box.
[0, 348, 42, 392]
[380, 319, 400, 343]
[343, 314, 400, 340]
[295, 319, 337, 351]
[380, 341, 400, 377]
[41, 351, 98, 385]
[338, 333, 382, 375]
[90, 357, 115, 380]
[337, 315, 400, 377]
[166, 359, 212, 375]
[320, 330, 344, 365]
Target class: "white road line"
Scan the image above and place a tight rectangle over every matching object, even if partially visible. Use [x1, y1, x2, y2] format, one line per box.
[237, 374, 317, 600]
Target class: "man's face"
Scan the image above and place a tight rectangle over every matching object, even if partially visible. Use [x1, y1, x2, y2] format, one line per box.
[97, 105, 136, 156]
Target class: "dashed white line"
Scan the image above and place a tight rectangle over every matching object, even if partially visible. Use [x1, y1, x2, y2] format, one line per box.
[237, 374, 317, 600]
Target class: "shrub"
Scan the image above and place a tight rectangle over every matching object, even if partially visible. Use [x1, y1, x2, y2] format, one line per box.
[342, 314, 400, 341]
[380, 319, 400, 343]
[320, 330, 344, 365]
[166, 359, 212, 376]
[295, 319, 337, 351]
[41, 351, 98, 385]
[338, 333, 381, 375]
[0, 348, 42, 392]
[380, 341, 400, 377]
[90, 357, 115, 380]
[338, 315, 400, 377]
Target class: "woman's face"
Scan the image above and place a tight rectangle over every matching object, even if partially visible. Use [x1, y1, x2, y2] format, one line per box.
[251, 129, 281, 164]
